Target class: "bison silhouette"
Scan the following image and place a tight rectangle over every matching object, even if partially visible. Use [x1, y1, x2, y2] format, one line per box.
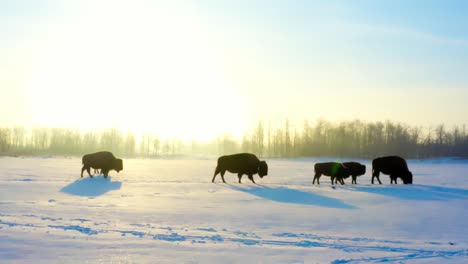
[372, 156, 412, 184]
[81, 151, 123, 178]
[338, 162, 366, 184]
[313, 162, 350, 185]
[212, 153, 268, 184]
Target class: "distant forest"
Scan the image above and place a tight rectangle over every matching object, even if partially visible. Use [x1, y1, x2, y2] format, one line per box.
[1, 119, 467, 159]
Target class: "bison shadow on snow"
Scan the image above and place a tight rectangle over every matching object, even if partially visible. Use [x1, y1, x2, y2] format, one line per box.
[228, 185, 357, 209]
[61, 176, 122, 197]
[350, 184, 467, 201]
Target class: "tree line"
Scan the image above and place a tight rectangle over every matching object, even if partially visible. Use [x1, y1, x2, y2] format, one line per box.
[0, 119, 467, 159]
[234, 119, 468, 159]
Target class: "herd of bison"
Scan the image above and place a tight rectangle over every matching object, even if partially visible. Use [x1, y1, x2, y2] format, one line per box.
[81, 151, 413, 185]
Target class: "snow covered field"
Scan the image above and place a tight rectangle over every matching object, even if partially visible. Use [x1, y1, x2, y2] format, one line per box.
[0, 156, 467, 263]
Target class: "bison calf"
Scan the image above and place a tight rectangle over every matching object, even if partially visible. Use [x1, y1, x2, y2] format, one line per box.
[313, 162, 350, 185]
[212, 153, 268, 184]
[81, 151, 123, 178]
[372, 156, 412, 184]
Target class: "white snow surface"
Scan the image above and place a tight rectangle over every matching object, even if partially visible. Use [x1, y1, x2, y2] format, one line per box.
[0, 156, 467, 263]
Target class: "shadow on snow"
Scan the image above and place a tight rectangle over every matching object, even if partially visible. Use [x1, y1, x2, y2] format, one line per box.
[61, 176, 122, 197]
[228, 185, 357, 209]
[350, 184, 467, 201]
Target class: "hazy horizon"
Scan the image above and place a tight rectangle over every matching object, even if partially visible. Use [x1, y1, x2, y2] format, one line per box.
[2, 0, 468, 141]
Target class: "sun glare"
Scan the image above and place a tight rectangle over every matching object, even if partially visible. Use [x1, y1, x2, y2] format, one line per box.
[24, 1, 249, 141]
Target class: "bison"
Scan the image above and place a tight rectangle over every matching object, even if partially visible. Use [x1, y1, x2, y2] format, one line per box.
[81, 151, 123, 178]
[334, 162, 366, 184]
[212, 153, 268, 184]
[313, 162, 350, 185]
[372, 156, 412, 184]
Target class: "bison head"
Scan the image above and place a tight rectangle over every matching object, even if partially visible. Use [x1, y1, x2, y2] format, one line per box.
[258, 160, 268, 178]
[114, 158, 123, 172]
[358, 164, 366, 175]
[402, 171, 413, 184]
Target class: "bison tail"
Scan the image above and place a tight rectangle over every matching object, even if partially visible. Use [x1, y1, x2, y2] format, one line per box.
[82, 155, 87, 165]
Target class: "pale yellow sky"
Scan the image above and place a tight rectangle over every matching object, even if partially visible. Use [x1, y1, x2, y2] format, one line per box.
[1, 0, 468, 140]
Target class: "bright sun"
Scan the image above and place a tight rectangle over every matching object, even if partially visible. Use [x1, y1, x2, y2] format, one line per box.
[24, 2, 249, 141]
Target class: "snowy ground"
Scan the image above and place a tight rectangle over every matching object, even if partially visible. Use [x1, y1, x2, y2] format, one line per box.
[0, 156, 467, 263]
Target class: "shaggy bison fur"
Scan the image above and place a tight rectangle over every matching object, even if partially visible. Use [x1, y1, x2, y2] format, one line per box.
[212, 153, 268, 184]
[313, 162, 350, 185]
[335, 162, 366, 184]
[372, 156, 413, 184]
[81, 151, 123, 178]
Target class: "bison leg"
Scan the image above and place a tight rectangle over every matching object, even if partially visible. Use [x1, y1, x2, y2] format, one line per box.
[352, 175, 357, 184]
[86, 167, 93, 178]
[331, 176, 343, 185]
[238, 173, 243, 184]
[81, 166, 87, 178]
[102, 169, 109, 178]
[334, 177, 344, 185]
[247, 174, 256, 184]
[372, 170, 382, 184]
[220, 171, 226, 183]
[212, 167, 220, 183]
[313, 173, 321, 184]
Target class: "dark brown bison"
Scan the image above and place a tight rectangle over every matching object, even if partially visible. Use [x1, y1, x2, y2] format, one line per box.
[81, 151, 123, 178]
[212, 153, 268, 184]
[334, 162, 366, 184]
[313, 162, 350, 185]
[372, 156, 412, 184]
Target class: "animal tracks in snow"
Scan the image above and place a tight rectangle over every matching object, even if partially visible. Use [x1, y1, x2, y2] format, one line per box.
[0, 213, 466, 263]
